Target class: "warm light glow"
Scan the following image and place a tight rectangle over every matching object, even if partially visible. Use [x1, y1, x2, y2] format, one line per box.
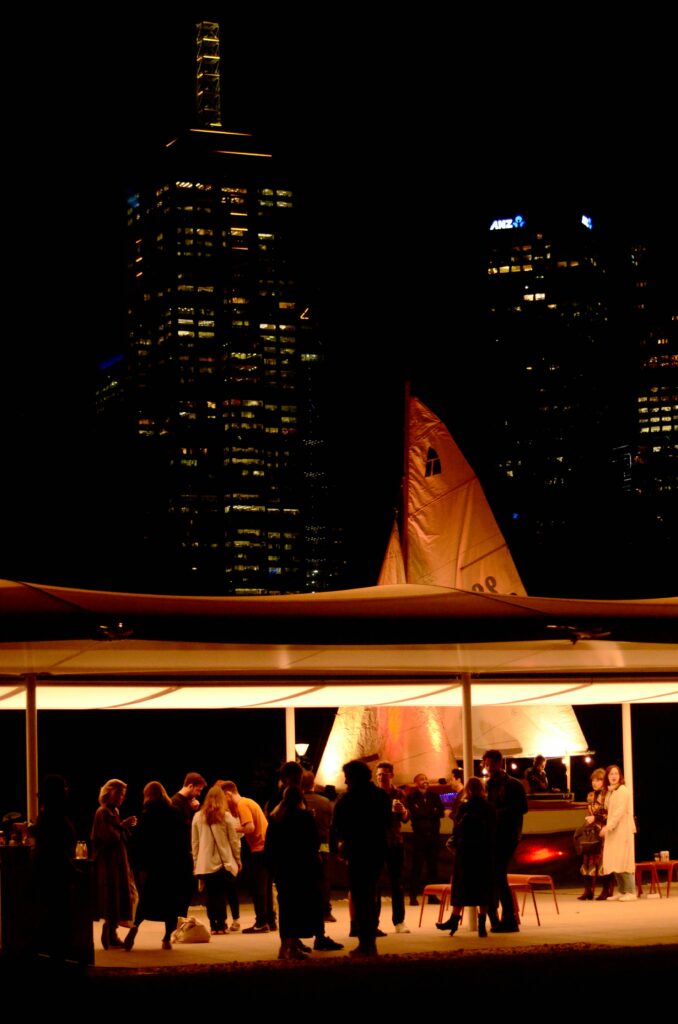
[190, 128, 253, 137]
[294, 742, 309, 757]
[522, 846, 565, 863]
[214, 150, 273, 158]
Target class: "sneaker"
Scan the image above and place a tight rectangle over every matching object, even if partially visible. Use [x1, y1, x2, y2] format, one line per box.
[242, 923, 270, 933]
[618, 893, 637, 902]
[395, 923, 411, 934]
[606, 895, 621, 901]
[229, 921, 241, 932]
[313, 936, 344, 951]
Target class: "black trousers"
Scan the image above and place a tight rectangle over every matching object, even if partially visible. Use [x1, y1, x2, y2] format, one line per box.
[409, 832, 440, 899]
[377, 844, 405, 925]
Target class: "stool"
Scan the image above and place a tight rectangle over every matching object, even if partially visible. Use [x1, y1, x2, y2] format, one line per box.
[418, 884, 451, 927]
[507, 874, 559, 926]
[635, 861, 661, 897]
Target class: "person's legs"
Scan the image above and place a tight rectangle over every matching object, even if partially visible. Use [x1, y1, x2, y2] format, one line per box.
[409, 834, 426, 903]
[386, 844, 406, 925]
[494, 840, 519, 930]
[204, 869, 227, 931]
[349, 858, 381, 952]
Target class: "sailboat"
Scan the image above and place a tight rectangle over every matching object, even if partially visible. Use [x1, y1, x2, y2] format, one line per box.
[316, 395, 588, 787]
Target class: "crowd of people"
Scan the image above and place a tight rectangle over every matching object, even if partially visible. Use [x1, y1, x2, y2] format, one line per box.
[30, 750, 639, 960]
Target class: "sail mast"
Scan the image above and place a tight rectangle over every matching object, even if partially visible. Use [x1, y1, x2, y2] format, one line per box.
[402, 380, 411, 581]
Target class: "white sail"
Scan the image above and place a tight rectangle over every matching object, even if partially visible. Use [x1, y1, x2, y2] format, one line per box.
[316, 397, 587, 788]
[376, 519, 406, 586]
[407, 397, 526, 594]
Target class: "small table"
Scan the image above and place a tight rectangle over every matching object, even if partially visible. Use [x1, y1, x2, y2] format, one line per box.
[635, 860, 678, 898]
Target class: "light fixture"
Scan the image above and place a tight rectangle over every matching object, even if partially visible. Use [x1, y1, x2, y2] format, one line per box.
[294, 743, 309, 758]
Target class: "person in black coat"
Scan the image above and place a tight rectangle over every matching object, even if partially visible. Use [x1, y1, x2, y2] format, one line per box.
[483, 749, 528, 932]
[332, 760, 391, 957]
[125, 781, 191, 950]
[437, 777, 497, 937]
[264, 784, 323, 960]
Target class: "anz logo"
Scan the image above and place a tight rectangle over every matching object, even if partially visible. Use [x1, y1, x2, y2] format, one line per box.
[489, 214, 525, 231]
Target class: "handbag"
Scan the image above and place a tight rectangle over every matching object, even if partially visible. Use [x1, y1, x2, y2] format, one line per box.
[171, 916, 210, 943]
[573, 823, 601, 856]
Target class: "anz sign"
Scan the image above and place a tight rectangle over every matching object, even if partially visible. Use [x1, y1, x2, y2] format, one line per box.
[490, 215, 525, 231]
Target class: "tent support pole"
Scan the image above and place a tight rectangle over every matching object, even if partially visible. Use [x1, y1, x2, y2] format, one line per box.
[461, 673, 477, 930]
[25, 674, 38, 823]
[622, 702, 634, 805]
[285, 707, 296, 762]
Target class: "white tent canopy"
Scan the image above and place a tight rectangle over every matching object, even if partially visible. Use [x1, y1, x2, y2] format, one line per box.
[1, 580, 677, 709]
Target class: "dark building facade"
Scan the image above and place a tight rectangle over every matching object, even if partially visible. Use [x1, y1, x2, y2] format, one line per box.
[96, 23, 341, 594]
[454, 207, 677, 596]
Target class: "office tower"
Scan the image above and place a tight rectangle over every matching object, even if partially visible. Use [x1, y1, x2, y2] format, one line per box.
[97, 22, 336, 594]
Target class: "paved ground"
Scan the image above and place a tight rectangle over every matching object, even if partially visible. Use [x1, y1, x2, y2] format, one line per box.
[5, 888, 676, 1007]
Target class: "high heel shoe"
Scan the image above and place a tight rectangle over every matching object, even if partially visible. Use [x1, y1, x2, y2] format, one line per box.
[436, 913, 460, 934]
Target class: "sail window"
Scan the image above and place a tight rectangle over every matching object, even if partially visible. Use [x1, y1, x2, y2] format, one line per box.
[425, 448, 442, 477]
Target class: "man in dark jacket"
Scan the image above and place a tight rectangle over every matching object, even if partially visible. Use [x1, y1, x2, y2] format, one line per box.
[482, 749, 528, 932]
[406, 773, 444, 905]
[332, 760, 391, 956]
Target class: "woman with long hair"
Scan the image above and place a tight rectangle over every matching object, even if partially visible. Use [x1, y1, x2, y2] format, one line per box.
[192, 785, 241, 934]
[578, 767, 609, 900]
[600, 765, 637, 901]
[437, 777, 497, 938]
[91, 779, 137, 950]
[125, 781, 191, 950]
[265, 784, 323, 960]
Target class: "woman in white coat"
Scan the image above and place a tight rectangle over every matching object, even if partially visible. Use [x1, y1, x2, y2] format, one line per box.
[600, 765, 636, 902]
[192, 786, 241, 933]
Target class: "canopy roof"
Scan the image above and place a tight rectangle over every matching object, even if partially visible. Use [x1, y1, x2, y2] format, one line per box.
[1, 580, 676, 709]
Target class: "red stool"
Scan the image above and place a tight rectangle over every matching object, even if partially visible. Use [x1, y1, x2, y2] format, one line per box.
[418, 884, 451, 927]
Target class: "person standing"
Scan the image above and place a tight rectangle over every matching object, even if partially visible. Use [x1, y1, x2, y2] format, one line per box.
[301, 769, 335, 922]
[125, 781, 190, 950]
[264, 785, 323, 960]
[220, 781, 275, 932]
[578, 767, 608, 900]
[406, 773, 444, 906]
[332, 760, 391, 957]
[436, 777, 497, 937]
[482, 749, 527, 932]
[170, 772, 206, 916]
[91, 779, 137, 950]
[374, 761, 410, 933]
[191, 785, 242, 934]
[600, 764, 637, 901]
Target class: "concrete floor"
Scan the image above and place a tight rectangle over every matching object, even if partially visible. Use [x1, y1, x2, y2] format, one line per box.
[94, 886, 678, 970]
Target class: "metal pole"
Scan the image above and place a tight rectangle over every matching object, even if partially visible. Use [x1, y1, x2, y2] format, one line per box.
[622, 702, 634, 807]
[25, 674, 38, 823]
[285, 706, 296, 762]
[461, 673, 477, 930]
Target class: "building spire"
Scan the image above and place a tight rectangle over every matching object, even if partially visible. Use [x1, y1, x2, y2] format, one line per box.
[196, 21, 221, 127]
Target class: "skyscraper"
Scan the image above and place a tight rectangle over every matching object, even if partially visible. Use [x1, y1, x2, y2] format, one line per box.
[98, 22, 335, 594]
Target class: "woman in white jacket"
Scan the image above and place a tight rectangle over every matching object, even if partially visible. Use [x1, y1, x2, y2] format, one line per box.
[600, 765, 636, 902]
[192, 785, 241, 933]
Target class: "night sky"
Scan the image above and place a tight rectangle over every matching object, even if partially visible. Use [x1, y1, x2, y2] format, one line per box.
[1, 10, 676, 850]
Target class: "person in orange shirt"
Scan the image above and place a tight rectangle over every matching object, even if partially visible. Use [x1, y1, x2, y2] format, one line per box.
[220, 781, 275, 932]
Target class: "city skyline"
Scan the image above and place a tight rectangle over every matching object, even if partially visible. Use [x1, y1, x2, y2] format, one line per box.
[2, 10, 675, 597]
